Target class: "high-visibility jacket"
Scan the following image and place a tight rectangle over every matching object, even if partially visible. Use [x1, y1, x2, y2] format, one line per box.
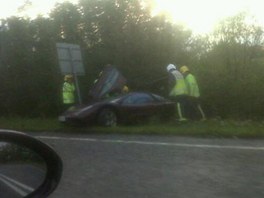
[169, 70, 188, 96]
[185, 73, 200, 98]
[63, 82, 75, 104]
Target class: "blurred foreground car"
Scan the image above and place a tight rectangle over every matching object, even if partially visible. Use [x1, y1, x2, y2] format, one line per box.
[0, 130, 62, 198]
[59, 92, 175, 127]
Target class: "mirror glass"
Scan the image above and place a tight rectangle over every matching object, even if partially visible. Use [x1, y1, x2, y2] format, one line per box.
[0, 141, 47, 198]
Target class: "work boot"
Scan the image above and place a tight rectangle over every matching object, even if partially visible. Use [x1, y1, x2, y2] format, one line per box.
[178, 118, 188, 122]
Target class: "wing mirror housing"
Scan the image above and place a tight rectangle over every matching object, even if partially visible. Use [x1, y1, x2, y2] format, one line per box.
[0, 130, 62, 198]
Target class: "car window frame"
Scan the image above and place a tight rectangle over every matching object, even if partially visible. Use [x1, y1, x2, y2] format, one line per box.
[120, 93, 157, 105]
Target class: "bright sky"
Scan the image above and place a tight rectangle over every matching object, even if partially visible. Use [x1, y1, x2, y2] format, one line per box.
[0, 0, 264, 35]
[152, 0, 264, 34]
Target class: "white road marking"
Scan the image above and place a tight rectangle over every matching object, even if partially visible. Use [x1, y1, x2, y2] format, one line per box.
[37, 136, 264, 151]
[0, 173, 34, 196]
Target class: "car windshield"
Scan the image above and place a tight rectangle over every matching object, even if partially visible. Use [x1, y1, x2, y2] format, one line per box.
[121, 93, 155, 104]
[1, 0, 263, 198]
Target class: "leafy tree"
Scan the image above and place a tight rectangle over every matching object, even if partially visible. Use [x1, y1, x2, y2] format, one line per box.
[0, 1, 263, 119]
[195, 12, 264, 118]
[78, 0, 192, 92]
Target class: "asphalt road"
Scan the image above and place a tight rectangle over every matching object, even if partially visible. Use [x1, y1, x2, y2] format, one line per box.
[35, 133, 264, 198]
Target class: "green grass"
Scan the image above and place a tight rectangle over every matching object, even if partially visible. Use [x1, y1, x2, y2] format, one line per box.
[0, 117, 62, 132]
[0, 117, 264, 138]
[88, 120, 264, 138]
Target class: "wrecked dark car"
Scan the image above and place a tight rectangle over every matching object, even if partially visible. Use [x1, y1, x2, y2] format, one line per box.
[59, 92, 175, 126]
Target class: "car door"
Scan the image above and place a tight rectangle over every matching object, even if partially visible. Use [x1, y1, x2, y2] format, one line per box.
[151, 94, 176, 118]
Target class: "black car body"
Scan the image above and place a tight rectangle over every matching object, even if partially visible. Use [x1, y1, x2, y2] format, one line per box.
[59, 92, 175, 126]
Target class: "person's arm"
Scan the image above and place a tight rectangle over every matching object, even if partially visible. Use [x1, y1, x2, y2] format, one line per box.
[168, 72, 176, 90]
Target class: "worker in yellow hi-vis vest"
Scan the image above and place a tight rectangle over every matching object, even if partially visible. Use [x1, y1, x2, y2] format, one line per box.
[166, 64, 188, 121]
[62, 74, 76, 111]
[180, 65, 206, 121]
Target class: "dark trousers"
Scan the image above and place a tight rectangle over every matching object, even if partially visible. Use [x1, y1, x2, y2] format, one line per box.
[169, 95, 188, 120]
[186, 97, 206, 120]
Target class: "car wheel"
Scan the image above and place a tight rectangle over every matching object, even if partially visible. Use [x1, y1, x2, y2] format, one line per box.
[98, 108, 117, 127]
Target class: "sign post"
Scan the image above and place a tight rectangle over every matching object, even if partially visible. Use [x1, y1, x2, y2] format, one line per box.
[56, 43, 85, 105]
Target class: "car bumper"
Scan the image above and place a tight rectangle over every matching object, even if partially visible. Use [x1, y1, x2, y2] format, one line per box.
[58, 114, 96, 126]
[58, 116, 66, 122]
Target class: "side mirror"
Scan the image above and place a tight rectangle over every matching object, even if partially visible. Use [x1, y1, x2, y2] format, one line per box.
[0, 130, 62, 198]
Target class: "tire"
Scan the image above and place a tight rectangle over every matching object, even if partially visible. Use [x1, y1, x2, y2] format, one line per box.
[97, 108, 117, 127]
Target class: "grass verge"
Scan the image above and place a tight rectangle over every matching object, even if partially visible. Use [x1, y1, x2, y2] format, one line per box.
[0, 117, 264, 138]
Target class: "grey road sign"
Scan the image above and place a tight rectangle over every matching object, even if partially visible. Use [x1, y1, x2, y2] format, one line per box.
[56, 43, 85, 75]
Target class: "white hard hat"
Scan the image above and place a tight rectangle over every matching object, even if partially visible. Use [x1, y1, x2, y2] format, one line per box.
[166, 64, 176, 72]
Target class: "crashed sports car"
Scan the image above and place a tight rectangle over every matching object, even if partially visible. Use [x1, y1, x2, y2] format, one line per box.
[59, 65, 174, 126]
[59, 92, 175, 126]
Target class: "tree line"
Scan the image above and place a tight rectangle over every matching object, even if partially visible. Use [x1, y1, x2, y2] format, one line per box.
[0, 0, 263, 119]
